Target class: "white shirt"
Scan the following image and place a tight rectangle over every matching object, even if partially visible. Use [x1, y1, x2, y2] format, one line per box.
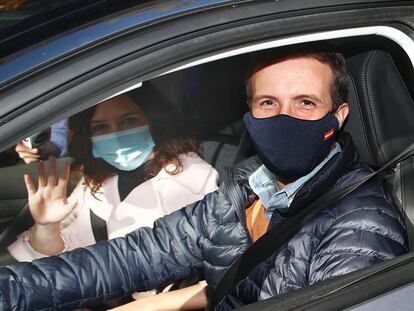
[8, 153, 218, 261]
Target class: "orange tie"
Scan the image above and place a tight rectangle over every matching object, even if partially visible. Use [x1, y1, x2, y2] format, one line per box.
[245, 199, 270, 242]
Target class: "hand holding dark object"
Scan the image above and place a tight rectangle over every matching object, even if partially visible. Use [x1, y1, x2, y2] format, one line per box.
[15, 142, 41, 164]
[15, 141, 61, 164]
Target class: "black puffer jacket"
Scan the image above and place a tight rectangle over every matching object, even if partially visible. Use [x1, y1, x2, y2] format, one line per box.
[0, 134, 407, 310]
[217, 135, 407, 309]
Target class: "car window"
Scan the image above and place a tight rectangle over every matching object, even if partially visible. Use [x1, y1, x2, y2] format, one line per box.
[0, 75, 226, 262]
[1, 15, 414, 308]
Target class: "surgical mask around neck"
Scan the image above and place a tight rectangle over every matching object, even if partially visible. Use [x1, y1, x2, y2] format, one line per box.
[91, 126, 155, 171]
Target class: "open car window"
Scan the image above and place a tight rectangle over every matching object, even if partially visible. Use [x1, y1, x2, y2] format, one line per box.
[1, 1, 414, 309]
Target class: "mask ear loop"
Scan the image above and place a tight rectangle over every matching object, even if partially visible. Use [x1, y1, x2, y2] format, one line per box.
[326, 107, 342, 143]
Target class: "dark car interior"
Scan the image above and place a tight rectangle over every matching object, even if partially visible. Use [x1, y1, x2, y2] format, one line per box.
[344, 47, 414, 250]
[0, 32, 414, 307]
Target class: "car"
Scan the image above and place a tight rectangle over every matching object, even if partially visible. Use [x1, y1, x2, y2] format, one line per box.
[1, 0, 414, 310]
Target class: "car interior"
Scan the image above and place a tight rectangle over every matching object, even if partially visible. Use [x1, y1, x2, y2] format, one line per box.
[1, 31, 414, 307]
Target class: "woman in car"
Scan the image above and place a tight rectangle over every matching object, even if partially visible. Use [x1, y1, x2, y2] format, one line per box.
[7, 84, 218, 261]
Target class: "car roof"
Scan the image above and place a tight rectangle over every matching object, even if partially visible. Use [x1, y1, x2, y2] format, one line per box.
[0, 0, 404, 88]
[0, 0, 237, 85]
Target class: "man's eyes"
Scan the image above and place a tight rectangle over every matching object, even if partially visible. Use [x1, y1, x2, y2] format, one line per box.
[257, 100, 316, 107]
[259, 100, 276, 107]
[299, 99, 316, 107]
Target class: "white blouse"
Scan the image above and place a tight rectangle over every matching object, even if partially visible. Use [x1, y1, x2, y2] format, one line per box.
[8, 153, 218, 261]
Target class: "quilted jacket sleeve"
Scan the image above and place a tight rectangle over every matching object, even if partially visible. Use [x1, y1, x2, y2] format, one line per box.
[0, 190, 218, 311]
[308, 183, 408, 284]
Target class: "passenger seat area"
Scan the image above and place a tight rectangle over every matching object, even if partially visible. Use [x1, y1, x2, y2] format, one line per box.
[149, 55, 253, 172]
[344, 49, 414, 250]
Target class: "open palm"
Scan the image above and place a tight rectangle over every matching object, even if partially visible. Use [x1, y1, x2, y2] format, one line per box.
[24, 157, 77, 225]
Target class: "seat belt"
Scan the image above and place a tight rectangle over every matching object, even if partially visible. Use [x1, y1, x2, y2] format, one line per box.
[209, 140, 414, 310]
[90, 209, 108, 243]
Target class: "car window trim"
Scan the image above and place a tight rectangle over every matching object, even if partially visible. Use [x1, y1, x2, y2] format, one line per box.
[103, 25, 414, 112]
[163, 25, 414, 75]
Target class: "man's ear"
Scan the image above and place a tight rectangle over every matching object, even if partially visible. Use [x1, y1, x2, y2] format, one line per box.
[334, 103, 349, 129]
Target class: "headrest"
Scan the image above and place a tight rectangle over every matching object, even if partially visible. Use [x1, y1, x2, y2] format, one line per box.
[344, 50, 414, 167]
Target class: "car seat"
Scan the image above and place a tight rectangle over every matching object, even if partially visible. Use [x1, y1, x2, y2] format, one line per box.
[344, 49, 414, 250]
[150, 55, 253, 171]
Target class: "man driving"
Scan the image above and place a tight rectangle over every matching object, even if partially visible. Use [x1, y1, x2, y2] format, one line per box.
[0, 48, 407, 310]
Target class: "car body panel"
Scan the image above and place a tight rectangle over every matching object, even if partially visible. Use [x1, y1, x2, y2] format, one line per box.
[0, 0, 236, 85]
[0, 0, 410, 88]
[349, 283, 414, 311]
[1, 1, 414, 309]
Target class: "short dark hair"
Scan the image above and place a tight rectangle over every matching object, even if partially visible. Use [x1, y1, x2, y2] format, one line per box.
[246, 48, 348, 110]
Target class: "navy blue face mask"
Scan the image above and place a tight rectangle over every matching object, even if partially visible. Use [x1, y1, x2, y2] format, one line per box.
[243, 112, 339, 181]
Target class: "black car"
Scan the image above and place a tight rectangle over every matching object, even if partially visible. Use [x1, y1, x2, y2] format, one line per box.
[1, 0, 414, 310]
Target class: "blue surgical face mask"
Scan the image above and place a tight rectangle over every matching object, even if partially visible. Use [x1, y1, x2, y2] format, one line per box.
[91, 126, 155, 171]
[243, 112, 339, 181]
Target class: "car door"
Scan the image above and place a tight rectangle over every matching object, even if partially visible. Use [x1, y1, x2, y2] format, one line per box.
[1, 0, 414, 309]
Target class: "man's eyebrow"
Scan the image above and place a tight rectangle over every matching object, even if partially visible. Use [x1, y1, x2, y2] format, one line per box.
[293, 94, 323, 103]
[252, 95, 278, 101]
[252, 94, 324, 103]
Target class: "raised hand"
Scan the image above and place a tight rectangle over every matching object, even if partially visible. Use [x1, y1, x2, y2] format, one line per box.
[24, 156, 77, 226]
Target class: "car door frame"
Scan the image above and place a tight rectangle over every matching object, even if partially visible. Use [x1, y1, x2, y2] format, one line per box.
[1, 1, 414, 309]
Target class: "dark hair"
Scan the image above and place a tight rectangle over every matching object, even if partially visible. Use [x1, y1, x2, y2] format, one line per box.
[245, 47, 348, 110]
[69, 83, 200, 195]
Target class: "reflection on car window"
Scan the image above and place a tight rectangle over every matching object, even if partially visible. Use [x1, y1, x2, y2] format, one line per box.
[0, 0, 82, 29]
